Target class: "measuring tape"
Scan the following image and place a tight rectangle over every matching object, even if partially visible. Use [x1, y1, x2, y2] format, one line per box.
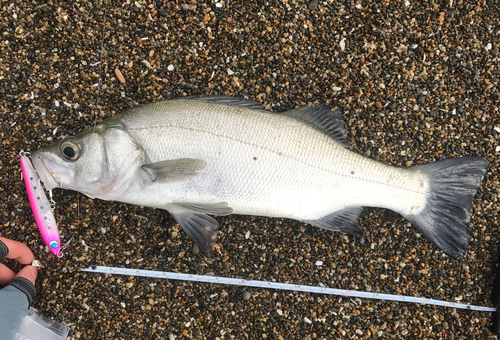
[82, 266, 495, 312]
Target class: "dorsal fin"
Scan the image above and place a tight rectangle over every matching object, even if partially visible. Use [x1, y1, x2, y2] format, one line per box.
[182, 95, 264, 110]
[283, 104, 351, 148]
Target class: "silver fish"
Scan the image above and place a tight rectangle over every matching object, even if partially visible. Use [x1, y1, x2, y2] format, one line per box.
[32, 96, 488, 259]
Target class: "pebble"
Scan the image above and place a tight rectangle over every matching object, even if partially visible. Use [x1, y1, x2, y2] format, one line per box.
[114, 68, 126, 84]
[192, 243, 199, 255]
[339, 38, 346, 51]
[167, 64, 174, 71]
[243, 291, 251, 300]
[308, 0, 318, 10]
[180, 3, 196, 11]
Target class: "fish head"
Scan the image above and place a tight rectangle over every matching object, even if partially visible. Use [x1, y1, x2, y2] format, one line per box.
[32, 123, 144, 198]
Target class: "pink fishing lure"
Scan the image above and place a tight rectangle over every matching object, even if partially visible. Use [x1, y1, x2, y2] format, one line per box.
[20, 152, 61, 256]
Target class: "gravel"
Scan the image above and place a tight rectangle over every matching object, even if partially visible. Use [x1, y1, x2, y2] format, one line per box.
[0, 0, 499, 339]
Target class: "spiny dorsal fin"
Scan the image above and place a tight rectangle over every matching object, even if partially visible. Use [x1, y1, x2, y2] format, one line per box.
[283, 104, 351, 148]
[182, 95, 264, 110]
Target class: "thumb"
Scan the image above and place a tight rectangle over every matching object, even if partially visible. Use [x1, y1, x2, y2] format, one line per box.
[15, 265, 38, 285]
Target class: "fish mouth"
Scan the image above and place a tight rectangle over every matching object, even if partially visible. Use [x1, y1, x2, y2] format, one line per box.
[31, 152, 62, 191]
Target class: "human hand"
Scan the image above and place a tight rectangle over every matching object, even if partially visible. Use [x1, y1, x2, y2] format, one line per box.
[0, 237, 38, 286]
[0, 237, 38, 306]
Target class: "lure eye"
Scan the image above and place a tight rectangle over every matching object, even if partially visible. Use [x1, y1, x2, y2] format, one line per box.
[60, 140, 80, 161]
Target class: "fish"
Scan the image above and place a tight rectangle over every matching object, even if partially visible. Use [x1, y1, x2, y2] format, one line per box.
[31, 95, 488, 259]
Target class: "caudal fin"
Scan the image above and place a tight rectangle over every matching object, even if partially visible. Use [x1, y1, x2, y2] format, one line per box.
[404, 157, 488, 259]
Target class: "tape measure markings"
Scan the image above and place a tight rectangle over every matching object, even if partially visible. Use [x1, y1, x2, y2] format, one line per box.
[81, 266, 496, 312]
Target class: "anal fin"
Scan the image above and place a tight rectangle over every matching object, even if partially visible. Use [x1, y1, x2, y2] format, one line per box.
[304, 207, 363, 236]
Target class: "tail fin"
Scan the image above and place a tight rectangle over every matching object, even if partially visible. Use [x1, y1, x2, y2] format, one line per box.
[404, 157, 488, 259]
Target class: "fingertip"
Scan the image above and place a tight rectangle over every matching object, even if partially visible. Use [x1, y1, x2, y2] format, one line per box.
[1, 238, 36, 264]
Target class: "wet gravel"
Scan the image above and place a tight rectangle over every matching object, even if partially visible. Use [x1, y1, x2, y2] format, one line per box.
[1, 0, 500, 339]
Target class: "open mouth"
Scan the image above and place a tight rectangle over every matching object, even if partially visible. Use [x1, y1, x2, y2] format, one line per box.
[31, 152, 61, 191]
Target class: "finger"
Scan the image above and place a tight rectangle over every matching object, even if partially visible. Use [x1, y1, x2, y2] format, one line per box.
[15, 265, 38, 285]
[0, 263, 16, 286]
[0, 237, 36, 265]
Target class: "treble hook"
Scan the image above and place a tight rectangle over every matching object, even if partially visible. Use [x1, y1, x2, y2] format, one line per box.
[49, 190, 56, 210]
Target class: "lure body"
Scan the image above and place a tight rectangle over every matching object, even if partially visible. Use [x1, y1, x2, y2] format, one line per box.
[20, 153, 61, 256]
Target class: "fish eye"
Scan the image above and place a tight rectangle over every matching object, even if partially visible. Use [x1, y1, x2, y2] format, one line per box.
[60, 140, 80, 161]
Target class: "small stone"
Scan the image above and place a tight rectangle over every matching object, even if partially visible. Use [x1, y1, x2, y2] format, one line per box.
[180, 3, 197, 11]
[243, 291, 251, 300]
[149, 50, 155, 57]
[227, 68, 234, 75]
[406, 160, 413, 167]
[492, 48, 499, 56]
[168, 334, 175, 340]
[167, 64, 174, 71]
[339, 38, 346, 51]
[115, 68, 126, 84]
[277, 309, 283, 316]
[304, 317, 312, 324]
[308, 0, 318, 10]
[192, 243, 199, 255]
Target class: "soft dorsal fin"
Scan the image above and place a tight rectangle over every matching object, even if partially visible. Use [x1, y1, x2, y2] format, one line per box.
[283, 104, 351, 148]
[182, 95, 264, 110]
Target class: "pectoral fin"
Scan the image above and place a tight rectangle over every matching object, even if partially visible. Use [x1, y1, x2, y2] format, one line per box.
[142, 158, 206, 183]
[171, 202, 233, 216]
[167, 204, 221, 255]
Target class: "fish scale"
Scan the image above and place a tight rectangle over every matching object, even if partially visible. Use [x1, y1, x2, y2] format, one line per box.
[119, 100, 416, 218]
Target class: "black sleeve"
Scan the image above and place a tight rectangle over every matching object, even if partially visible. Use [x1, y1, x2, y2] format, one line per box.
[0, 239, 8, 263]
[8, 278, 37, 306]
